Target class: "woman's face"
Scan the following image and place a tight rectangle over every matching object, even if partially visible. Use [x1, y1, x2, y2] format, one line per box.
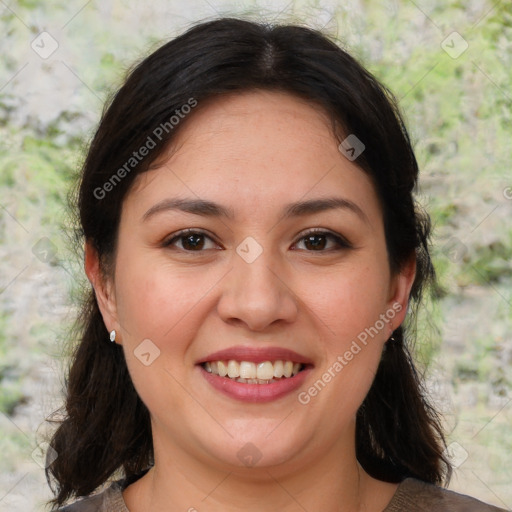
[91, 90, 413, 473]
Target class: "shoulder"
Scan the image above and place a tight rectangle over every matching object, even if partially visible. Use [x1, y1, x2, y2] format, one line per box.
[385, 478, 509, 512]
[58, 482, 127, 512]
[57, 469, 148, 511]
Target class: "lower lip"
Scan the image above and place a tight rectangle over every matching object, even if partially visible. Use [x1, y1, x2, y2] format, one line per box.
[199, 365, 311, 403]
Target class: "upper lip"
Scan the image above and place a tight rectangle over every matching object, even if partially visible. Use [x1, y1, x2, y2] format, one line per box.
[197, 346, 314, 365]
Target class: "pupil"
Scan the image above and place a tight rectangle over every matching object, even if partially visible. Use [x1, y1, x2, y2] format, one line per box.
[305, 235, 326, 250]
[183, 234, 204, 250]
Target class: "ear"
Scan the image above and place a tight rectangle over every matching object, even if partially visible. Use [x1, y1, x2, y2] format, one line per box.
[84, 240, 121, 343]
[386, 254, 416, 330]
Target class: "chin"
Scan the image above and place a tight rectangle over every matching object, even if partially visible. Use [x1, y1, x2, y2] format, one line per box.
[197, 427, 309, 473]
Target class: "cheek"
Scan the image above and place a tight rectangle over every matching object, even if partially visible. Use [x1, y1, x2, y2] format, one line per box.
[113, 261, 209, 413]
[301, 260, 390, 406]
[114, 255, 213, 341]
[306, 260, 391, 343]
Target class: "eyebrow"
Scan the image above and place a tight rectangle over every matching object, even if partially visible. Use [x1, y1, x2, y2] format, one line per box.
[142, 196, 368, 224]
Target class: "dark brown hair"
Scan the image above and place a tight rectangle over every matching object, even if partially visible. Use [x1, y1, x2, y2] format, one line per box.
[47, 17, 451, 508]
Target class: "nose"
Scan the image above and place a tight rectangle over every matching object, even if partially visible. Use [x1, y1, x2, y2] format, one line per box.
[216, 250, 299, 332]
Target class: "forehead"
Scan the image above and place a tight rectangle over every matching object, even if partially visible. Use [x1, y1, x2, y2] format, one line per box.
[125, 90, 380, 223]
[163, 90, 337, 166]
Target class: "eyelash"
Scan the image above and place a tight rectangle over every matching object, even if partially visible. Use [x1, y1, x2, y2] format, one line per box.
[162, 228, 352, 253]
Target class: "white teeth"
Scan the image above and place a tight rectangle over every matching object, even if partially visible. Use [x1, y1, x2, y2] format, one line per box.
[240, 361, 256, 379]
[257, 361, 274, 380]
[227, 360, 239, 379]
[217, 360, 228, 377]
[273, 360, 284, 378]
[204, 359, 304, 383]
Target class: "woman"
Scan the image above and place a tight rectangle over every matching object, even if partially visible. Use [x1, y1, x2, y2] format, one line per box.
[47, 18, 508, 512]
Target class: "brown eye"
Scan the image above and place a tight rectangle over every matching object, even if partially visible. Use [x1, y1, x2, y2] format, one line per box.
[164, 230, 219, 251]
[304, 234, 328, 250]
[294, 230, 352, 252]
[181, 233, 205, 250]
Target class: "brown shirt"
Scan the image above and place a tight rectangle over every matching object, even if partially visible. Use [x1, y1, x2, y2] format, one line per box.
[60, 477, 510, 511]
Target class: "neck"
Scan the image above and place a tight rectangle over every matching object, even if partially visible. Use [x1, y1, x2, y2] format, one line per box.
[123, 424, 397, 512]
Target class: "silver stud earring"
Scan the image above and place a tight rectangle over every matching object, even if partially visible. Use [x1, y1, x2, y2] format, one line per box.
[109, 330, 116, 343]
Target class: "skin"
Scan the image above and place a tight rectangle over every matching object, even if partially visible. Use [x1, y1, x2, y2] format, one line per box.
[86, 90, 416, 511]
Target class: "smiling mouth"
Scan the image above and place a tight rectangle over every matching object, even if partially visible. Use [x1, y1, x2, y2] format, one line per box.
[202, 360, 304, 384]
